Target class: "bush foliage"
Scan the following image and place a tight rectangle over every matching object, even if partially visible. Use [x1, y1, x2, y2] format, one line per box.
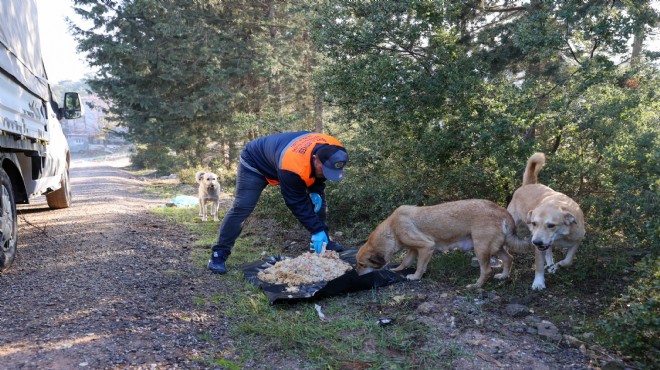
[600, 256, 660, 367]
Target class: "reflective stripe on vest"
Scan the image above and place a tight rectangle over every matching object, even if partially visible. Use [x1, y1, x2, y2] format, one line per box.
[266, 133, 343, 187]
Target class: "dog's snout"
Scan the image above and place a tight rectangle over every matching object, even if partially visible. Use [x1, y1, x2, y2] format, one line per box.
[356, 266, 374, 276]
[533, 239, 550, 250]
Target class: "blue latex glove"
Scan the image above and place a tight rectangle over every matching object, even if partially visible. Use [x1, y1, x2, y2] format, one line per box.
[310, 231, 329, 254]
[309, 193, 322, 213]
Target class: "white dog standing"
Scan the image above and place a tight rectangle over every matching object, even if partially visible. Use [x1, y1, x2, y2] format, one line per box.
[196, 171, 221, 222]
[507, 153, 585, 290]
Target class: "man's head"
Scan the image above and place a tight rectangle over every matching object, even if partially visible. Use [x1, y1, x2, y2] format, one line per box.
[313, 144, 348, 181]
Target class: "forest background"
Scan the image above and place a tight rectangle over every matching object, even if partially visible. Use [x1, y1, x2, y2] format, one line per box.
[67, 0, 658, 365]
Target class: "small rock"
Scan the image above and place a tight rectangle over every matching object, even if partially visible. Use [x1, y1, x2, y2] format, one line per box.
[416, 302, 437, 314]
[505, 303, 530, 317]
[537, 320, 561, 341]
[511, 294, 536, 305]
[524, 315, 542, 325]
[579, 344, 587, 355]
[563, 334, 584, 348]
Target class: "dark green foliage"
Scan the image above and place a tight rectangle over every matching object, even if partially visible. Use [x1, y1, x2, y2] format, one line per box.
[599, 256, 660, 368]
[130, 144, 176, 175]
[312, 3, 658, 361]
[313, 1, 659, 243]
[71, 0, 320, 169]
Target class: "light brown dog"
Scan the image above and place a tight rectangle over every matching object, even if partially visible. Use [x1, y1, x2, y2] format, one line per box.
[507, 153, 585, 290]
[195, 170, 221, 222]
[355, 199, 531, 289]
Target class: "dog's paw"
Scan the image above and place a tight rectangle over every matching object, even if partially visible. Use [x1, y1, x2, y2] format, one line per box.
[405, 274, 421, 281]
[531, 279, 546, 290]
[557, 259, 573, 268]
[466, 283, 482, 289]
[493, 272, 509, 280]
[546, 264, 559, 274]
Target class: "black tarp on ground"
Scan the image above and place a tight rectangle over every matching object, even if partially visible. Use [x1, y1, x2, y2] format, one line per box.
[242, 248, 415, 304]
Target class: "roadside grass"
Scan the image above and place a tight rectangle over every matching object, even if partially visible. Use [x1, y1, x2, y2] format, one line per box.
[144, 181, 651, 367]
[143, 181, 183, 199]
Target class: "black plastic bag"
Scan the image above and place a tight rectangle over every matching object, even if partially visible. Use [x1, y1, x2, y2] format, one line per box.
[242, 248, 414, 304]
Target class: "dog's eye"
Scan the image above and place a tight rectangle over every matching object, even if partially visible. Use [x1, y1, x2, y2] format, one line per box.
[531, 222, 537, 227]
[547, 223, 555, 228]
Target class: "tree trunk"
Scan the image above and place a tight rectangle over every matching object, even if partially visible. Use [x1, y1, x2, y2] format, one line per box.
[631, 28, 645, 67]
[223, 141, 232, 170]
[314, 94, 323, 133]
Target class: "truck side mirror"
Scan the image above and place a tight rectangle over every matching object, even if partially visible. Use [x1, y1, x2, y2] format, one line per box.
[62, 92, 84, 119]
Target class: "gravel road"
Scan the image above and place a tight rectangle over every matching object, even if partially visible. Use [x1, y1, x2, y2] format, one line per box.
[0, 157, 226, 369]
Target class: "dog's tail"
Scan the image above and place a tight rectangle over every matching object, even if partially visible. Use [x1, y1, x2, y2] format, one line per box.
[523, 152, 546, 186]
[502, 218, 532, 253]
[195, 171, 205, 184]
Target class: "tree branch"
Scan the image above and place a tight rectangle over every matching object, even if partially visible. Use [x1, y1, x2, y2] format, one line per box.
[565, 39, 582, 65]
[480, 6, 527, 13]
[479, 0, 527, 13]
[590, 39, 600, 59]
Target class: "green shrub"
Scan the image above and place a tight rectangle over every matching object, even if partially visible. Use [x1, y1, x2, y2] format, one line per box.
[176, 167, 204, 187]
[598, 256, 660, 367]
[177, 164, 239, 190]
[130, 144, 177, 175]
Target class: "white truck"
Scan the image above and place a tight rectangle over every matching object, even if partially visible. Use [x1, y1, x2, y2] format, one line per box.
[0, 0, 83, 271]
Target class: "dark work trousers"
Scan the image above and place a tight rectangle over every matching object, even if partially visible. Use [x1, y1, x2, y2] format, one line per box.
[211, 162, 268, 257]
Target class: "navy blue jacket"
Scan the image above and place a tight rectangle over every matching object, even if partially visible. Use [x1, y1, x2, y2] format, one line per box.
[241, 131, 328, 234]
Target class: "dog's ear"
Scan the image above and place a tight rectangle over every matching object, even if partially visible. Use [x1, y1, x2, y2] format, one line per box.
[368, 253, 387, 268]
[526, 210, 533, 224]
[563, 212, 576, 225]
[195, 171, 205, 183]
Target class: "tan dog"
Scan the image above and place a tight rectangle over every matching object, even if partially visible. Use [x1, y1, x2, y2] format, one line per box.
[507, 153, 585, 290]
[355, 199, 531, 289]
[195, 171, 221, 221]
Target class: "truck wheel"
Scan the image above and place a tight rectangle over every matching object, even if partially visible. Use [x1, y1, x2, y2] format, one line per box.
[46, 166, 72, 209]
[0, 168, 17, 272]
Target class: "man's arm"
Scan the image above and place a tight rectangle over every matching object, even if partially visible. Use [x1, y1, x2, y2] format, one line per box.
[307, 180, 327, 224]
[279, 171, 326, 233]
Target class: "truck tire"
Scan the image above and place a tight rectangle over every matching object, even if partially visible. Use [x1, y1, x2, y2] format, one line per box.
[0, 168, 17, 272]
[46, 166, 72, 209]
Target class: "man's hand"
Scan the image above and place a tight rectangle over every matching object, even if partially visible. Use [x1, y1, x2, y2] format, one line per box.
[310, 231, 329, 254]
[309, 193, 322, 213]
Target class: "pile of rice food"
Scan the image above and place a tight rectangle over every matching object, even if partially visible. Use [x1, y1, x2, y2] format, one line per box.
[257, 251, 353, 286]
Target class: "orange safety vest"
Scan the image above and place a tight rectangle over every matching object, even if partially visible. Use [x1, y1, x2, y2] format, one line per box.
[266, 133, 343, 187]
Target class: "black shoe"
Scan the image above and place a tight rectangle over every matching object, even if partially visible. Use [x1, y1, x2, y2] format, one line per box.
[325, 240, 344, 252]
[208, 251, 227, 274]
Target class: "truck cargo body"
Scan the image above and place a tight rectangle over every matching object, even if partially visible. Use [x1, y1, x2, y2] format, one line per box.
[0, 0, 83, 271]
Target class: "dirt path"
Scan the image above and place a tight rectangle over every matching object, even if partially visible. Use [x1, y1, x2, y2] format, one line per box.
[0, 158, 226, 369]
